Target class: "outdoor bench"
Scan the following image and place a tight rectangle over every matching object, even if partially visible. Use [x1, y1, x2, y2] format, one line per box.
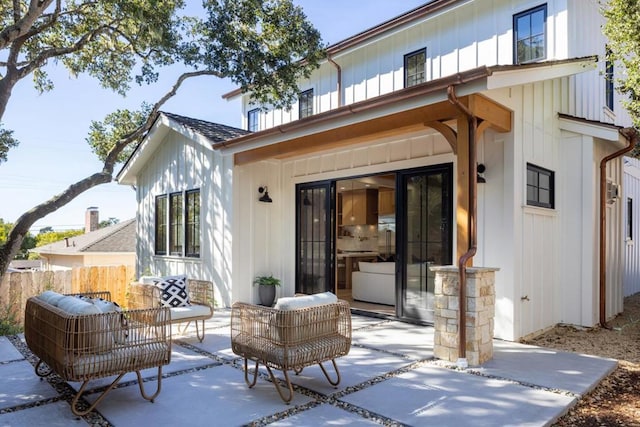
[127, 277, 214, 342]
[231, 292, 352, 403]
[24, 290, 171, 416]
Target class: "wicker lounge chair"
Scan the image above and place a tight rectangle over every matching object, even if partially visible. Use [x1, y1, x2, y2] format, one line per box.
[24, 291, 171, 416]
[128, 278, 214, 342]
[231, 293, 351, 403]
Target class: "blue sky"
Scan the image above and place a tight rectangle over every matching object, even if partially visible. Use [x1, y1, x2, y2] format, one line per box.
[0, 1, 426, 231]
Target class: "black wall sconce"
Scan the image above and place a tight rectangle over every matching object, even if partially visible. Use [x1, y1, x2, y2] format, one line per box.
[477, 163, 486, 183]
[258, 186, 272, 203]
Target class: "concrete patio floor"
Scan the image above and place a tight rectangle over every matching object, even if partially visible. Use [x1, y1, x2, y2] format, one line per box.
[0, 310, 617, 426]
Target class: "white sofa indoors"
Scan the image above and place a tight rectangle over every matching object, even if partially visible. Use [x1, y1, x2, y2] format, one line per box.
[352, 262, 395, 305]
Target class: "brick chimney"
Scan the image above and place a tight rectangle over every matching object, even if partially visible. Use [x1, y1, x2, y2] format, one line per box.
[85, 207, 99, 233]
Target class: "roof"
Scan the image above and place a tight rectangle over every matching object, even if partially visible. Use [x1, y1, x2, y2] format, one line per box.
[159, 111, 249, 143]
[33, 219, 136, 255]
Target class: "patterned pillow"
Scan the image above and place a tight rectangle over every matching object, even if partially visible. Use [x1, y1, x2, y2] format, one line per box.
[153, 275, 191, 307]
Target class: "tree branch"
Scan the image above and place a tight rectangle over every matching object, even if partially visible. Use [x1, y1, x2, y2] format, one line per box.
[0, 0, 55, 50]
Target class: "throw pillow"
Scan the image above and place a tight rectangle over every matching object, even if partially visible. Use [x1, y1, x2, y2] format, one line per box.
[153, 275, 191, 308]
[92, 298, 129, 344]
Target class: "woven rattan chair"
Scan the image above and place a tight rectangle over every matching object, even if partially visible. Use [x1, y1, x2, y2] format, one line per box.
[128, 279, 214, 342]
[24, 291, 171, 416]
[231, 298, 351, 403]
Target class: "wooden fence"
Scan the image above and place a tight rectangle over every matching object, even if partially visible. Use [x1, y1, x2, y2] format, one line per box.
[0, 265, 135, 328]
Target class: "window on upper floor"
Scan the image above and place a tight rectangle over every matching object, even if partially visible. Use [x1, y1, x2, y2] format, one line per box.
[155, 189, 200, 258]
[404, 48, 426, 88]
[527, 163, 554, 209]
[605, 48, 614, 111]
[247, 108, 259, 132]
[627, 197, 633, 240]
[514, 4, 547, 64]
[299, 89, 313, 119]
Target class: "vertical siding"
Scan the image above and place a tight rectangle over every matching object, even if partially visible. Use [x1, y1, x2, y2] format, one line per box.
[238, 0, 633, 131]
[135, 130, 234, 307]
[623, 157, 640, 297]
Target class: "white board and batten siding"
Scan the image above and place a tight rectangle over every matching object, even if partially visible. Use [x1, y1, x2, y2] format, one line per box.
[135, 129, 235, 307]
[624, 157, 640, 297]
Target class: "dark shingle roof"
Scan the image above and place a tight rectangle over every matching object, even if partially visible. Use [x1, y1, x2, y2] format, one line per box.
[34, 219, 136, 254]
[160, 111, 249, 143]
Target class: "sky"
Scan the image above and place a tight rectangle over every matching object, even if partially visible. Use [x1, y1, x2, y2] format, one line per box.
[0, 1, 426, 232]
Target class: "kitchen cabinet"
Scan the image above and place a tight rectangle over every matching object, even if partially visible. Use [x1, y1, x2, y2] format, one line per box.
[378, 188, 395, 215]
[341, 189, 378, 225]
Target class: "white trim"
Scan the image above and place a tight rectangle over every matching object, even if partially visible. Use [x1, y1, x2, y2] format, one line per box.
[487, 59, 597, 90]
[558, 117, 620, 142]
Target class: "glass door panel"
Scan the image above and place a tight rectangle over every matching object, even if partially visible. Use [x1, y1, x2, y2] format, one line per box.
[296, 182, 334, 294]
[398, 164, 452, 322]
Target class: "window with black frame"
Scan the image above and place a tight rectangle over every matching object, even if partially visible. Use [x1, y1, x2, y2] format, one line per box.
[404, 48, 426, 88]
[526, 163, 554, 209]
[605, 48, 614, 111]
[154, 189, 200, 257]
[299, 89, 313, 119]
[514, 4, 547, 64]
[248, 108, 259, 132]
[186, 190, 200, 257]
[627, 197, 633, 241]
[155, 195, 167, 255]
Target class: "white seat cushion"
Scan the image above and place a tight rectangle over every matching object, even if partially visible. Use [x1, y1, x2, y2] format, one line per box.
[274, 292, 338, 310]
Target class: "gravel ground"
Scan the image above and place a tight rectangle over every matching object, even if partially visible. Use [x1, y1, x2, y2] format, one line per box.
[523, 293, 640, 427]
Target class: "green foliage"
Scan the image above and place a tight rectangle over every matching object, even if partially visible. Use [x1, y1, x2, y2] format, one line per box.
[602, 0, 640, 144]
[0, 123, 18, 165]
[199, 0, 326, 110]
[87, 104, 152, 162]
[35, 229, 84, 247]
[253, 274, 281, 286]
[0, 219, 35, 259]
[99, 217, 120, 228]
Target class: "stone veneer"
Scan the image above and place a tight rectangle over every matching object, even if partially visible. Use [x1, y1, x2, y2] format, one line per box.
[430, 266, 498, 367]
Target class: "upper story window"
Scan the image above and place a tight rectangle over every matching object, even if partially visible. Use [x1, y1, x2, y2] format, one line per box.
[526, 163, 554, 209]
[605, 49, 614, 111]
[514, 4, 547, 64]
[299, 89, 313, 119]
[247, 108, 259, 132]
[404, 48, 426, 87]
[155, 189, 200, 258]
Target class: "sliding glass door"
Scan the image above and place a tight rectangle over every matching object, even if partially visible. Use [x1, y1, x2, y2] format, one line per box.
[296, 181, 335, 294]
[397, 164, 453, 322]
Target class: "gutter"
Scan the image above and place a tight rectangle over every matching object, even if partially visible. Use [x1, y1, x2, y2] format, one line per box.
[447, 85, 478, 368]
[599, 127, 638, 327]
[328, 56, 342, 107]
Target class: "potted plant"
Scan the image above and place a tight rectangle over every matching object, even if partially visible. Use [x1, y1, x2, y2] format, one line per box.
[253, 274, 281, 306]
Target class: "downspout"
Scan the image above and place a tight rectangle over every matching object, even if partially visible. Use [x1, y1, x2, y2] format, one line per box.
[447, 85, 478, 368]
[599, 127, 637, 327]
[328, 56, 342, 107]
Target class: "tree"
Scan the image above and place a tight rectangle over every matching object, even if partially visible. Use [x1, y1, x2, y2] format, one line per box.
[0, 0, 325, 279]
[99, 218, 120, 229]
[602, 0, 640, 155]
[0, 219, 35, 260]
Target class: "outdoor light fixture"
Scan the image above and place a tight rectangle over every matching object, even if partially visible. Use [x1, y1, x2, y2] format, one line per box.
[477, 163, 486, 183]
[258, 186, 272, 203]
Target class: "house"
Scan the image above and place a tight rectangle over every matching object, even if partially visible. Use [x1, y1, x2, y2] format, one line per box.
[117, 0, 637, 342]
[623, 156, 640, 297]
[33, 210, 136, 271]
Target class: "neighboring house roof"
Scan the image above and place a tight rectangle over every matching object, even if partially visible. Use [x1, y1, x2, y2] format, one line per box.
[33, 219, 136, 255]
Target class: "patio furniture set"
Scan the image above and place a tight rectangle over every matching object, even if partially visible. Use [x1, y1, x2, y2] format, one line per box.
[23, 278, 352, 416]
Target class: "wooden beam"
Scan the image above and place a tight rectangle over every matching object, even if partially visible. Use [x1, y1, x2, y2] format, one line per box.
[468, 94, 512, 133]
[234, 100, 460, 165]
[424, 120, 457, 154]
[456, 116, 471, 264]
